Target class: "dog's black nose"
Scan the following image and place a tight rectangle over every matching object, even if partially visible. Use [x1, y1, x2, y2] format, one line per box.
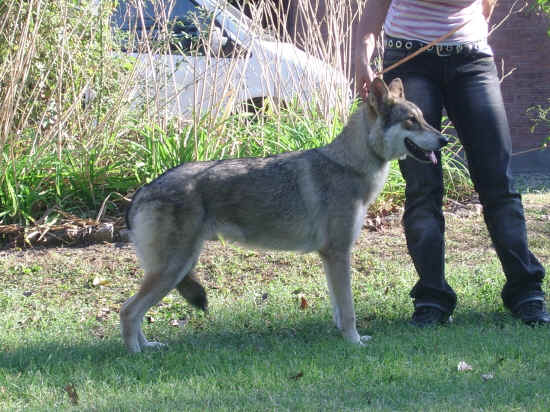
[439, 136, 449, 147]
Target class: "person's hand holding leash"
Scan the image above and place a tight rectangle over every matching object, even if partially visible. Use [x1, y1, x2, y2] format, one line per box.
[355, 33, 377, 99]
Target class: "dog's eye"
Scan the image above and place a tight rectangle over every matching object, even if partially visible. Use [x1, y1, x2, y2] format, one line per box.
[405, 116, 417, 128]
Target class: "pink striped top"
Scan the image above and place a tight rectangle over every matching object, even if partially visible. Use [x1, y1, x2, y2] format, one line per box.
[383, 0, 489, 44]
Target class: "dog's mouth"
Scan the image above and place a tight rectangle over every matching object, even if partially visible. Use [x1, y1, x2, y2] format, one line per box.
[404, 138, 438, 165]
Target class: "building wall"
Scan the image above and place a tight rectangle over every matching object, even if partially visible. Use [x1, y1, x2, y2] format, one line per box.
[489, 1, 550, 164]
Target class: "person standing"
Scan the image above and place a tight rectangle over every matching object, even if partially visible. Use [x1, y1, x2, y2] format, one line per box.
[354, 0, 549, 326]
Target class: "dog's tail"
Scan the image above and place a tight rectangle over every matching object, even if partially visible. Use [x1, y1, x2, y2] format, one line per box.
[125, 186, 144, 231]
[176, 273, 208, 312]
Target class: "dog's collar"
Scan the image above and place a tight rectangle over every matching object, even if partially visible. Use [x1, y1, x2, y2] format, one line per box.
[314, 148, 366, 178]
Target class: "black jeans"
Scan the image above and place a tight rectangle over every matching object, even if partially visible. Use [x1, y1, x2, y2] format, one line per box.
[383, 46, 546, 313]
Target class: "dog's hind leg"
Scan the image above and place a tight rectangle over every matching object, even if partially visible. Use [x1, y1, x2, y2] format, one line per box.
[320, 249, 371, 345]
[121, 239, 204, 353]
[122, 198, 209, 353]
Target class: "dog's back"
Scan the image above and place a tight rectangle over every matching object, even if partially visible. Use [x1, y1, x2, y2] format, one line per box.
[126, 148, 371, 254]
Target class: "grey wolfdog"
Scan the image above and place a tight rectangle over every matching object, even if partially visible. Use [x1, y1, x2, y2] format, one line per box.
[121, 78, 447, 353]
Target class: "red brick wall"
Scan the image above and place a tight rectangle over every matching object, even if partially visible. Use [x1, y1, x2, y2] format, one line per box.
[490, 0, 550, 152]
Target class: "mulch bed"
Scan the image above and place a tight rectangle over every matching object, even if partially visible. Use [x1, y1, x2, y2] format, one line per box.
[0, 217, 128, 249]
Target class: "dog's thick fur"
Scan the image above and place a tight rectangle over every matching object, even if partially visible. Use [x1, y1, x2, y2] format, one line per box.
[121, 78, 447, 353]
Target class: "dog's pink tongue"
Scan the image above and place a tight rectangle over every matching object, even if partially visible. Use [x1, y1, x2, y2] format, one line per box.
[429, 152, 437, 165]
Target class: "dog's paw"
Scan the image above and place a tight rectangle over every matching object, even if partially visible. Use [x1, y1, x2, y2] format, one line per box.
[142, 341, 167, 351]
[359, 335, 372, 345]
[342, 330, 372, 346]
[125, 343, 142, 354]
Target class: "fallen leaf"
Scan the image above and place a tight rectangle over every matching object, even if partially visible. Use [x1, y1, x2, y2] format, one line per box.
[96, 308, 110, 321]
[481, 373, 494, 381]
[290, 371, 304, 380]
[92, 326, 105, 339]
[256, 293, 269, 306]
[457, 361, 473, 372]
[65, 384, 78, 405]
[92, 276, 109, 287]
[170, 318, 188, 328]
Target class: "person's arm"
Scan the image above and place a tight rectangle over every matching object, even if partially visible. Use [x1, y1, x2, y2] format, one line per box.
[482, 0, 497, 22]
[354, 0, 393, 98]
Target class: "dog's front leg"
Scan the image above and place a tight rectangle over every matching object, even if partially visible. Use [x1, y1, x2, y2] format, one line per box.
[320, 250, 371, 345]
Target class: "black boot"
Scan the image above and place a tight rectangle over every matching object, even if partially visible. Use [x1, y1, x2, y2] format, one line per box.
[511, 297, 550, 325]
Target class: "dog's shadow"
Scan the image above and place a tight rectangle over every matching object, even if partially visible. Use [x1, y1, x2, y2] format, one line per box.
[0, 316, 335, 371]
[1, 309, 523, 374]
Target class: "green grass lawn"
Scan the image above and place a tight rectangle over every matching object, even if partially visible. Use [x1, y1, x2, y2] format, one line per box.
[1, 193, 549, 411]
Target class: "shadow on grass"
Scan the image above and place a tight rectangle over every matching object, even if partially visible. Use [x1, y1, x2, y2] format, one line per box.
[0, 308, 536, 372]
[0, 315, 335, 370]
[2, 310, 549, 410]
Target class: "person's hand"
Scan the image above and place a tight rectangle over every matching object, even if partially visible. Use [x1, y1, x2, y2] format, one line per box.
[355, 60, 375, 100]
[354, 34, 376, 100]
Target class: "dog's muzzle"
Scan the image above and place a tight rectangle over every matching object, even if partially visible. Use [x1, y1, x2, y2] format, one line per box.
[404, 137, 445, 165]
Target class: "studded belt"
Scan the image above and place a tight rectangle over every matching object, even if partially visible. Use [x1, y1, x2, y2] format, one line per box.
[384, 35, 489, 57]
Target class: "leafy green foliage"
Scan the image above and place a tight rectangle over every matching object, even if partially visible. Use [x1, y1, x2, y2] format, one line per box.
[536, 0, 550, 36]
[0, 0, 136, 223]
[536, 0, 550, 17]
[528, 100, 550, 149]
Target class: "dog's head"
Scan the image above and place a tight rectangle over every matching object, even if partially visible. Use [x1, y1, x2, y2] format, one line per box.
[367, 78, 448, 164]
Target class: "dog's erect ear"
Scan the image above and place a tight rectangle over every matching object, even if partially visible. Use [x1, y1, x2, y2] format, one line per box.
[388, 78, 405, 100]
[368, 77, 389, 114]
